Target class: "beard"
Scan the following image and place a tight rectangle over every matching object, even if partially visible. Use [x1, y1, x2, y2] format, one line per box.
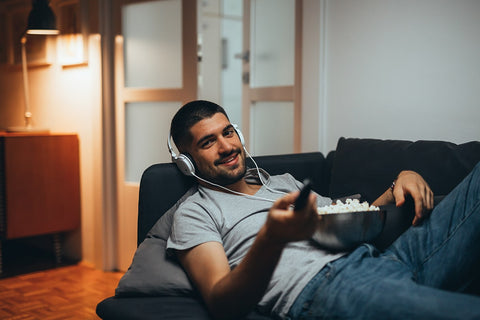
[197, 148, 247, 186]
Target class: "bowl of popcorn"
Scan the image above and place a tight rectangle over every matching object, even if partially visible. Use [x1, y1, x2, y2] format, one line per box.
[311, 199, 386, 251]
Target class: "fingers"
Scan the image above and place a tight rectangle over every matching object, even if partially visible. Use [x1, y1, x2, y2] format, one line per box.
[292, 193, 318, 220]
[394, 170, 434, 226]
[410, 183, 434, 226]
[266, 192, 318, 243]
[426, 187, 434, 209]
[295, 193, 317, 212]
[393, 187, 405, 207]
[298, 194, 319, 234]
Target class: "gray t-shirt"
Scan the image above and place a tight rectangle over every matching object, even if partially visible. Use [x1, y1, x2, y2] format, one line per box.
[167, 169, 345, 318]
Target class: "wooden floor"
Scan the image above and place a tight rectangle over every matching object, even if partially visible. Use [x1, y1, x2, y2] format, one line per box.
[0, 263, 124, 320]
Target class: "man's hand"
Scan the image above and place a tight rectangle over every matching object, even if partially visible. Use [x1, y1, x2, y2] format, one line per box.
[263, 191, 319, 243]
[393, 170, 434, 226]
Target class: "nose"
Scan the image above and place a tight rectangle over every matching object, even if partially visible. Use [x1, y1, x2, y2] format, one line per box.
[217, 135, 234, 154]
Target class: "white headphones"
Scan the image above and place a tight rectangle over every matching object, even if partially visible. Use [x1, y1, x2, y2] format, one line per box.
[167, 123, 245, 176]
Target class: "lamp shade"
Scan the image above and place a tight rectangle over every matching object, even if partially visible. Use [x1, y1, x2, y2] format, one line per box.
[26, 0, 59, 35]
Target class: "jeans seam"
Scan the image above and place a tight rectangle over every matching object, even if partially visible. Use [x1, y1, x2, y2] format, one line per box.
[288, 262, 337, 319]
[419, 199, 480, 271]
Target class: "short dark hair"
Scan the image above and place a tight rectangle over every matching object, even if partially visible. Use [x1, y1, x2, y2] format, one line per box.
[171, 100, 229, 151]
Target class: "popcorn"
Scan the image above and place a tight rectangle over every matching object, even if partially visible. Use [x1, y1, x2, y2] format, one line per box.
[317, 198, 379, 215]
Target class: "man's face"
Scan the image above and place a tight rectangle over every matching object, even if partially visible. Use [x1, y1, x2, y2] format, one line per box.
[186, 113, 246, 186]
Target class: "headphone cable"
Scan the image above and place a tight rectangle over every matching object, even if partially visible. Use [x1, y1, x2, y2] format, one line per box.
[192, 172, 277, 203]
[244, 147, 289, 197]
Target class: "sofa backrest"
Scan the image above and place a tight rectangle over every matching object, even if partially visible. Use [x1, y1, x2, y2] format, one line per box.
[137, 152, 328, 245]
[245, 152, 329, 195]
[138, 163, 195, 245]
[328, 137, 480, 203]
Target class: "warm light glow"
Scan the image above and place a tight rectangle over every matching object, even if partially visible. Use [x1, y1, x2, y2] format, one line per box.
[59, 34, 85, 65]
[27, 29, 60, 35]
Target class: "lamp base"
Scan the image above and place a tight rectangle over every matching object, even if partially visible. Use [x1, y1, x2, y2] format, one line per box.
[7, 126, 50, 133]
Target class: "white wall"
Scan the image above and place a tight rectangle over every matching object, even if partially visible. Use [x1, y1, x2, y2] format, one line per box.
[311, 0, 480, 154]
[302, 0, 323, 153]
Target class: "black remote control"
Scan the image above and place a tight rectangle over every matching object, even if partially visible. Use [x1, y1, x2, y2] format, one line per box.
[294, 179, 312, 210]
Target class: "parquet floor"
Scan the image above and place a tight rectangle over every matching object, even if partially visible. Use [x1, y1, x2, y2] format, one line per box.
[0, 263, 124, 320]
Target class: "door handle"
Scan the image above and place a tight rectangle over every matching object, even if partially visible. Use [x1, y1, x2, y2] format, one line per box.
[242, 71, 250, 84]
[234, 50, 250, 63]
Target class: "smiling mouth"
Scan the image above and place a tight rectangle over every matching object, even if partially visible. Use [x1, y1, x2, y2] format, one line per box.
[215, 151, 240, 166]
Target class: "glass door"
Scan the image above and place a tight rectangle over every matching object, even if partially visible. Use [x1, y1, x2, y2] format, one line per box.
[242, 0, 302, 155]
[115, 0, 197, 270]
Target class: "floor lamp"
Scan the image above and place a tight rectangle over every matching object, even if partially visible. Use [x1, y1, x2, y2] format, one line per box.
[8, 0, 59, 132]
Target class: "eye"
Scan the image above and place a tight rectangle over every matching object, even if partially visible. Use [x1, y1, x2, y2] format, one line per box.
[224, 129, 235, 138]
[201, 138, 215, 148]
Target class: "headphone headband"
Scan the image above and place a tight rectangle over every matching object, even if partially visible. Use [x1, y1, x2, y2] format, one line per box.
[166, 130, 177, 159]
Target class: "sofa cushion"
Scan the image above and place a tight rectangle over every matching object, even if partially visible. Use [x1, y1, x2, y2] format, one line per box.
[115, 187, 197, 297]
[115, 238, 195, 297]
[329, 137, 480, 202]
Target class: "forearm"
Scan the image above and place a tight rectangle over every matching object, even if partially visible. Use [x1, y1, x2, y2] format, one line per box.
[207, 227, 285, 319]
[372, 186, 395, 207]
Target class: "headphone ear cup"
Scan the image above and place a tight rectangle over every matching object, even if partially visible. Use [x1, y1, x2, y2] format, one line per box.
[174, 153, 196, 176]
[233, 124, 245, 147]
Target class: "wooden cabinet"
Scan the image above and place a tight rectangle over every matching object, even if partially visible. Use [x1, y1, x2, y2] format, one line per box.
[0, 133, 81, 274]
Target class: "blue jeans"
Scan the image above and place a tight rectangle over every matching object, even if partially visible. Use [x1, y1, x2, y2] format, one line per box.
[287, 162, 480, 320]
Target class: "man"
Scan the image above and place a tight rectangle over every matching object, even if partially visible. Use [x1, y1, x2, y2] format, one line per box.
[166, 100, 480, 319]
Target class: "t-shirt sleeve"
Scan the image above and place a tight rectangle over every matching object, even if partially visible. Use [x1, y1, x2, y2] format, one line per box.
[166, 200, 223, 252]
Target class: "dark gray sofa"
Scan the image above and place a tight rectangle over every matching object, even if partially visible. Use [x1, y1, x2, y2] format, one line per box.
[96, 137, 480, 320]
